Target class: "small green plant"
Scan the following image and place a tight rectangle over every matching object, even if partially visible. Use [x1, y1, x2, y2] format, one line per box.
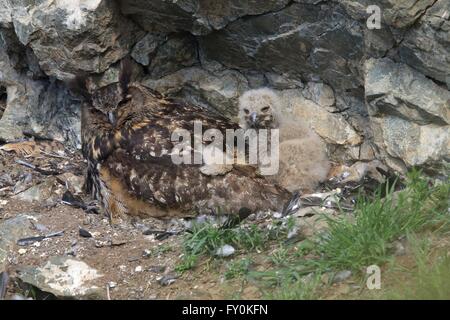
[151, 243, 173, 256]
[176, 220, 289, 272]
[175, 254, 198, 273]
[265, 274, 322, 300]
[224, 258, 253, 280]
[270, 246, 290, 266]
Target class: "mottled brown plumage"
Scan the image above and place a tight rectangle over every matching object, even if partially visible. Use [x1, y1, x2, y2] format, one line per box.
[78, 63, 292, 222]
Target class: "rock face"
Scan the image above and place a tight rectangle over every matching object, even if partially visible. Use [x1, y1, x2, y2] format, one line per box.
[365, 58, 449, 172]
[200, 3, 365, 91]
[0, 0, 448, 174]
[10, 0, 143, 80]
[119, 0, 291, 35]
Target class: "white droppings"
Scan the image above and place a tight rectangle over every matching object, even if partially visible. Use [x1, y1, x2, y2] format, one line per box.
[55, 0, 101, 30]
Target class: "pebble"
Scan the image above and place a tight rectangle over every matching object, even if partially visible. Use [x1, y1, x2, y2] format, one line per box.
[332, 270, 352, 284]
[135, 266, 143, 273]
[79, 228, 92, 238]
[82, 216, 92, 225]
[273, 212, 282, 219]
[142, 249, 152, 258]
[108, 281, 117, 289]
[215, 245, 235, 257]
[18, 248, 27, 255]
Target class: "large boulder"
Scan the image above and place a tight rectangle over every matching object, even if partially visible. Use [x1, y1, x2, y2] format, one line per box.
[0, 25, 81, 147]
[10, 0, 143, 80]
[143, 66, 249, 117]
[199, 2, 364, 91]
[119, 0, 291, 35]
[398, 1, 450, 84]
[365, 58, 450, 171]
[339, 0, 436, 27]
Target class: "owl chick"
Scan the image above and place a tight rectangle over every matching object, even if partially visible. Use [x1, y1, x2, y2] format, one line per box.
[238, 87, 330, 193]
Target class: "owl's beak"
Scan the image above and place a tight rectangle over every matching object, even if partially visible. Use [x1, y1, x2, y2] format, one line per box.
[249, 112, 258, 126]
[108, 111, 116, 126]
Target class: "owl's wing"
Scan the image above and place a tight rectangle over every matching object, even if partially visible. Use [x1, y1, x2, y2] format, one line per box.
[105, 104, 256, 209]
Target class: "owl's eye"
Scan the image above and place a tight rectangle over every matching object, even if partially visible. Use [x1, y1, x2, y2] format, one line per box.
[261, 106, 270, 112]
[243, 108, 250, 114]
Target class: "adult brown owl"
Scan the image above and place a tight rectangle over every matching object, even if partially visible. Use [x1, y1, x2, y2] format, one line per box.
[73, 61, 294, 223]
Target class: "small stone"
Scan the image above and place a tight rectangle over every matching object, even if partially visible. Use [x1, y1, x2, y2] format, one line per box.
[18, 248, 27, 255]
[142, 249, 152, 258]
[95, 240, 109, 248]
[82, 217, 92, 226]
[79, 228, 92, 238]
[392, 241, 406, 256]
[273, 212, 282, 219]
[215, 245, 235, 257]
[332, 270, 352, 284]
[118, 265, 127, 272]
[157, 274, 177, 286]
[108, 281, 117, 289]
[135, 266, 143, 273]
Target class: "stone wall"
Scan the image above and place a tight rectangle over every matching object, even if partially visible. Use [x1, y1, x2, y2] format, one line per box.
[0, 0, 448, 173]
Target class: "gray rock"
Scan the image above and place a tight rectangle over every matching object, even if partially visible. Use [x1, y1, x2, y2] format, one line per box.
[200, 3, 365, 91]
[18, 256, 104, 299]
[0, 215, 36, 273]
[147, 34, 198, 79]
[143, 67, 249, 117]
[119, 0, 290, 35]
[332, 270, 352, 284]
[282, 89, 362, 146]
[339, 0, 436, 28]
[265, 73, 303, 90]
[398, 1, 450, 84]
[215, 244, 235, 257]
[365, 58, 450, 170]
[131, 33, 167, 66]
[302, 82, 335, 108]
[372, 116, 449, 171]
[0, 45, 81, 147]
[0, 0, 12, 26]
[13, 177, 63, 203]
[11, 0, 143, 80]
[366, 58, 449, 125]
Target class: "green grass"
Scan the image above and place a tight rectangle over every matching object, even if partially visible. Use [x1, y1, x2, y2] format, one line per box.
[224, 258, 253, 280]
[247, 169, 449, 298]
[367, 234, 450, 300]
[314, 169, 449, 272]
[264, 274, 322, 300]
[176, 220, 290, 272]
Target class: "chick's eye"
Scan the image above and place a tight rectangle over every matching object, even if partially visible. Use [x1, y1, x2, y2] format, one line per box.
[261, 106, 270, 112]
[243, 108, 250, 114]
